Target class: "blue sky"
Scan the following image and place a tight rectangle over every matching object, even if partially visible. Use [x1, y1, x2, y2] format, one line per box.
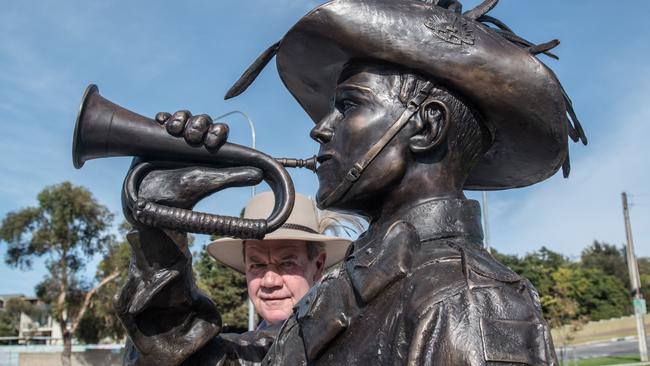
[1, 0, 649, 296]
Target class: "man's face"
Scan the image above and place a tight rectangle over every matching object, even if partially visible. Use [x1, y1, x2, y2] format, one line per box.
[311, 65, 409, 211]
[244, 240, 325, 325]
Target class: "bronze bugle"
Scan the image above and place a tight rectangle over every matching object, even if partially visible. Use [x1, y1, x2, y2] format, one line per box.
[72, 84, 295, 239]
[276, 156, 317, 172]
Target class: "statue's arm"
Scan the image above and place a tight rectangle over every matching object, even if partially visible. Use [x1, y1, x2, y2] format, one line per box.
[115, 225, 220, 366]
[115, 164, 264, 366]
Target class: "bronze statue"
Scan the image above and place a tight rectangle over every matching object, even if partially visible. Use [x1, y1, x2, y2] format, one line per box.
[73, 0, 588, 365]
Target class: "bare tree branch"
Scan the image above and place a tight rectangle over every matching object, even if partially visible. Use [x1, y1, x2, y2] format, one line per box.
[69, 270, 120, 336]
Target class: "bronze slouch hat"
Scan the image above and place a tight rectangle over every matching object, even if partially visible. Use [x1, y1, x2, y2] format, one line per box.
[226, 0, 587, 190]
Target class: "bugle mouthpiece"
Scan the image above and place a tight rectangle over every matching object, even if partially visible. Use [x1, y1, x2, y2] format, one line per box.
[276, 155, 317, 172]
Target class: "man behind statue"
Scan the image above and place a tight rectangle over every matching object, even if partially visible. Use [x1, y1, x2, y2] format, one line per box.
[116, 0, 587, 365]
[207, 191, 353, 329]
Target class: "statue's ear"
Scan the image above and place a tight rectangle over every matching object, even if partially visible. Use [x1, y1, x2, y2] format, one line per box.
[409, 99, 450, 153]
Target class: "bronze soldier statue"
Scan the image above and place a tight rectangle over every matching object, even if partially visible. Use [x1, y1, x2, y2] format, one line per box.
[87, 0, 588, 364]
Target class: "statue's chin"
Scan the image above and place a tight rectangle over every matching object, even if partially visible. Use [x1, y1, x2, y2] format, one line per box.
[315, 187, 332, 210]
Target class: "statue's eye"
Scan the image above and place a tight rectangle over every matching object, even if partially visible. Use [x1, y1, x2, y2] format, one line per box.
[336, 98, 358, 115]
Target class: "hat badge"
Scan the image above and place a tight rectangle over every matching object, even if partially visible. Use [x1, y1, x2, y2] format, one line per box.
[424, 13, 474, 46]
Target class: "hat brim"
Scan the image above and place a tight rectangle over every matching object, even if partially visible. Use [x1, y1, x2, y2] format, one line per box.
[275, 0, 570, 190]
[206, 228, 351, 274]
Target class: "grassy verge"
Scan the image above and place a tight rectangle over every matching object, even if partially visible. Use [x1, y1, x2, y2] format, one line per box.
[553, 315, 650, 345]
[577, 355, 640, 366]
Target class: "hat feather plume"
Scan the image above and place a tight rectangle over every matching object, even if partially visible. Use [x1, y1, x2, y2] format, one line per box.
[224, 41, 280, 100]
[463, 0, 498, 20]
[445, 0, 587, 180]
[317, 209, 367, 238]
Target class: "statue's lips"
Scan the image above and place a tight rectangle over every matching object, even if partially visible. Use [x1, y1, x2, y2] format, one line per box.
[316, 153, 334, 172]
[317, 153, 333, 164]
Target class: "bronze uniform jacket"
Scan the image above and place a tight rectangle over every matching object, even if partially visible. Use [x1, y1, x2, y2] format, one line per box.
[118, 199, 557, 366]
[265, 199, 557, 365]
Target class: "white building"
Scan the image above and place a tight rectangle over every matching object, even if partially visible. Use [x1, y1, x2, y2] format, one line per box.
[0, 294, 61, 345]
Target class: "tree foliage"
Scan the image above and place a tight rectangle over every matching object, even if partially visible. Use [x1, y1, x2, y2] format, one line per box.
[195, 246, 248, 333]
[581, 241, 628, 284]
[0, 182, 116, 365]
[0, 311, 18, 339]
[493, 243, 636, 330]
[75, 221, 132, 344]
[0, 297, 43, 340]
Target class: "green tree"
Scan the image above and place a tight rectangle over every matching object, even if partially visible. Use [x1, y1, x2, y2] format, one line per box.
[494, 244, 637, 328]
[581, 241, 628, 284]
[0, 297, 42, 342]
[493, 246, 569, 297]
[195, 246, 248, 332]
[75, 221, 132, 344]
[0, 311, 17, 340]
[551, 267, 629, 320]
[637, 257, 650, 299]
[0, 182, 117, 366]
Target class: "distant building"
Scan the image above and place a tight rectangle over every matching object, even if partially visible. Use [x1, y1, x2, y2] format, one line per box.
[0, 294, 61, 345]
[0, 294, 25, 311]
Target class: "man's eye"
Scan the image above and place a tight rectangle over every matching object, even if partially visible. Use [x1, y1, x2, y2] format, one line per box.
[281, 261, 297, 268]
[249, 263, 265, 270]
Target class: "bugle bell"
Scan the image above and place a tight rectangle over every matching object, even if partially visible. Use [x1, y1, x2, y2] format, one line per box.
[72, 84, 309, 239]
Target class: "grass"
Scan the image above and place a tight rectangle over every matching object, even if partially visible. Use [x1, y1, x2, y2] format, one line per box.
[552, 315, 650, 345]
[577, 355, 641, 366]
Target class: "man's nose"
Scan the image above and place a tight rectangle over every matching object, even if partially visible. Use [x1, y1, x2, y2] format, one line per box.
[310, 115, 335, 144]
[260, 268, 283, 289]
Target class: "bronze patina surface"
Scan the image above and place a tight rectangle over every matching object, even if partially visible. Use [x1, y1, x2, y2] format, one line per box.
[73, 0, 588, 365]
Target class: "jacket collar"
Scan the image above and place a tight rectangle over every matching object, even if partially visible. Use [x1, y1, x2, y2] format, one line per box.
[401, 198, 483, 243]
[346, 198, 484, 302]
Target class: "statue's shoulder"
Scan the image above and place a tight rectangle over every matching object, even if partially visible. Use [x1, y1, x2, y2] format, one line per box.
[407, 239, 525, 313]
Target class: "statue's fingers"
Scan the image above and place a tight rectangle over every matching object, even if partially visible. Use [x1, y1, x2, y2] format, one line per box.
[166, 110, 192, 136]
[184, 114, 212, 146]
[155, 112, 172, 124]
[204, 123, 229, 150]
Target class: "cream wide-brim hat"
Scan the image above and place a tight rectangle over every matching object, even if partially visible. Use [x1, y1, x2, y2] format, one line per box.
[207, 192, 352, 273]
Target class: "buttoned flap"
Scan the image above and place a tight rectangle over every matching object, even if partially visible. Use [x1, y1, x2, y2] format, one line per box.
[347, 220, 420, 303]
[296, 270, 358, 361]
[466, 246, 521, 283]
[480, 318, 548, 365]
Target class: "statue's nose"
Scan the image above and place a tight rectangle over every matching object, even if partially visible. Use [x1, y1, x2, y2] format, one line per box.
[310, 118, 334, 144]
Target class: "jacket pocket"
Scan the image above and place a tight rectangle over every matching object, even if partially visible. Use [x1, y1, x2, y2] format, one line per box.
[480, 318, 548, 365]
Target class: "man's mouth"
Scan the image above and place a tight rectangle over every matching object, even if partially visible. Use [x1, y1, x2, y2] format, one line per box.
[259, 295, 290, 301]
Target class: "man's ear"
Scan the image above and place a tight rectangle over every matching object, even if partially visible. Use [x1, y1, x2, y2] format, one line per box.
[313, 252, 326, 282]
[409, 99, 450, 153]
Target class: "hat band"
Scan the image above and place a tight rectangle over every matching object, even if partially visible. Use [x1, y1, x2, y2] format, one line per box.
[280, 223, 318, 234]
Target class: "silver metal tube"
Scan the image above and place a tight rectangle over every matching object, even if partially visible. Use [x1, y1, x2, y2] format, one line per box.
[213, 110, 258, 331]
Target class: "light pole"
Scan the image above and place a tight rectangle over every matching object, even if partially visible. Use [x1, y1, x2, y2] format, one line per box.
[621, 192, 648, 362]
[482, 191, 491, 253]
[213, 110, 257, 331]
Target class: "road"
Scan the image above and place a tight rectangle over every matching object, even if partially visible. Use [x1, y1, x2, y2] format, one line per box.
[559, 336, 650, 359]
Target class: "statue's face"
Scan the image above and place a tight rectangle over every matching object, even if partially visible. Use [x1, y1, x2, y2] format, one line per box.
[244, 240, 325, 325]
[311, 65, 409, 211]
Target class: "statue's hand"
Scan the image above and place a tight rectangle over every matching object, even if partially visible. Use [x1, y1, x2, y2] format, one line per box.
[139, 165, 262, 209]
[122, 164, 263, 227]
[155, 110, 229, 150]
